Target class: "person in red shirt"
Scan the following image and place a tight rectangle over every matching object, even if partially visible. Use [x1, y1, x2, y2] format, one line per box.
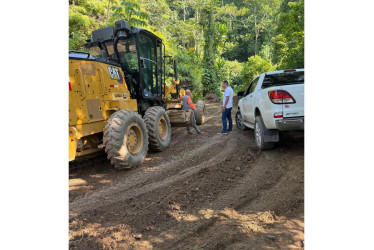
[180, 89, 201, 135]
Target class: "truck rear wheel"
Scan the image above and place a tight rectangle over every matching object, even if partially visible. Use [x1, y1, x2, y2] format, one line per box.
[195, 101, 206, 125]
[254, 116, 275, 150]
[104, 110, 149, 169]
[144, 106, 171, 152]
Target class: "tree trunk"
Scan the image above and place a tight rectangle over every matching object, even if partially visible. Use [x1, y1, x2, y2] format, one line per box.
[195, 8, 199, 54]
[106, 0, 111, 27]
[254, 6, 257, 55]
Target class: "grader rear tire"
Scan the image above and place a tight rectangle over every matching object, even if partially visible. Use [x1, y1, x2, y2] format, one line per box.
[195, 101, 206, 125]
[104, 110, 149, 169]
[144, 106, 171, 152]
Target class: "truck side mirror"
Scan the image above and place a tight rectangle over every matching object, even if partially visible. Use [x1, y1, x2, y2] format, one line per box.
[237, 91, 244, 97]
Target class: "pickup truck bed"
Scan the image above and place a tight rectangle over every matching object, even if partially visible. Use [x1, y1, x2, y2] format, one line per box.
[236, 69, 304, 149]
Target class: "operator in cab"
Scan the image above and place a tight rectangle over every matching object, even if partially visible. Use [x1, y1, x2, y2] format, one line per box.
[144, 86, 151, 97]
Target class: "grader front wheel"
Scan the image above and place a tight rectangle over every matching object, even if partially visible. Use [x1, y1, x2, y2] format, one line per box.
[104, 110, 149, 169]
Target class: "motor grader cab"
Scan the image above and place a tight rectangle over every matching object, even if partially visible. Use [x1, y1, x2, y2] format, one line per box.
[69, 20, 205, 169]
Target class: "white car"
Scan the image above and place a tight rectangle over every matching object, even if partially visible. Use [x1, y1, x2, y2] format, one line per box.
[236, 69, 304, 149]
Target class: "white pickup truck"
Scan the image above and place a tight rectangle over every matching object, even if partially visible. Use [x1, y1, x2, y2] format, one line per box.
[236, 69, 304, 149]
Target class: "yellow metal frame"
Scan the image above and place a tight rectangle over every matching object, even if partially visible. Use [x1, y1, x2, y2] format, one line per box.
[69, 59, 189, 161]
[69, 59, 137, 161]
[164, 79, 180, 98]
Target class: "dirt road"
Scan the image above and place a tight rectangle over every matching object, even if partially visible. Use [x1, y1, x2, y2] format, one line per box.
[69, 102, 304, 249]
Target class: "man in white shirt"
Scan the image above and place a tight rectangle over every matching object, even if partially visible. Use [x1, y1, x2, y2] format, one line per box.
[218, 80, 233, 135]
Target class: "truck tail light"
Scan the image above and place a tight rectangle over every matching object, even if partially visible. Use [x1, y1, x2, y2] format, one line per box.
[69, 82, 72, 91]
[268, 90, 296, 104]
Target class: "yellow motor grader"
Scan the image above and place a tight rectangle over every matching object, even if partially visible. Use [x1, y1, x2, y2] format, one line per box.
[69, 20, 205, 169]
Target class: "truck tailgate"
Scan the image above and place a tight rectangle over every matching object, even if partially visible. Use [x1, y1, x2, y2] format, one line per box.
[282, 84, 304, 118]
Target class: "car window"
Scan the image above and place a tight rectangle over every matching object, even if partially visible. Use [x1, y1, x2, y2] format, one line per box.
[262, 71, 304, 88]
[247, 77, 259, 95]
[245, 83, 252, 96]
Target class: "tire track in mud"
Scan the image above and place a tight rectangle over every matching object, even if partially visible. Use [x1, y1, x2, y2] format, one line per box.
[70, 109, 238, 216]
[70, 135, 261, 248]
[141, 146, 267, 248]
[141, 143, 262, 249]
[70, 140, 220, 215]
[69, 102, 304, 250]
[156, 140, 304, 249]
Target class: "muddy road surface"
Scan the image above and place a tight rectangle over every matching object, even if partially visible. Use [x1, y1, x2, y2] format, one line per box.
[69, 102, 304, 249]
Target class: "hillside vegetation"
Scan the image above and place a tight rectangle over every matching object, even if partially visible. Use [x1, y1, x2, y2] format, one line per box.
[69, 0, 304, 98]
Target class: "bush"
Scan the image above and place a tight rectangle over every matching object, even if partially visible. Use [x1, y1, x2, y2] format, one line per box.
[240, 55, 275, 92]
[205, 93, 219, 102]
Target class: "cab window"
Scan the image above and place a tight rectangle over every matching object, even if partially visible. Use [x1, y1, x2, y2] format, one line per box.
[139, 33, 157, 97]
[104, 41, 116, 60]
[117, 38, 139, 74]
[87, 46, 101, 57]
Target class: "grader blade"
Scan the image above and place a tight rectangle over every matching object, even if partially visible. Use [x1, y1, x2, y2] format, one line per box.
[167, 109, 193, 127]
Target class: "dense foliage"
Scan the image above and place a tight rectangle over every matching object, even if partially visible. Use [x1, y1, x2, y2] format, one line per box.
[240, 55, 275, 92]
[69, 0, 304, 97]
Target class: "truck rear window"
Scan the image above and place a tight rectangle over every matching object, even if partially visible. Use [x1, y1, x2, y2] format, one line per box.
[262, 71, 304, 88]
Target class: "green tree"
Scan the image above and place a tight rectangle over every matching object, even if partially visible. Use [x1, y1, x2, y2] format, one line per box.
[200, 0, 228, 95]
[240, 55, 275, 91]
[270, 33, 288, 66]
[111, 0, 149, 27]
[221, 0, 280, 62]
[68, 0, 303, 97]
[200, 1, 218, 95]
[142, 0, 172, 32]
[69, 0, 110, 50]
[271, 0, 304, 69]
